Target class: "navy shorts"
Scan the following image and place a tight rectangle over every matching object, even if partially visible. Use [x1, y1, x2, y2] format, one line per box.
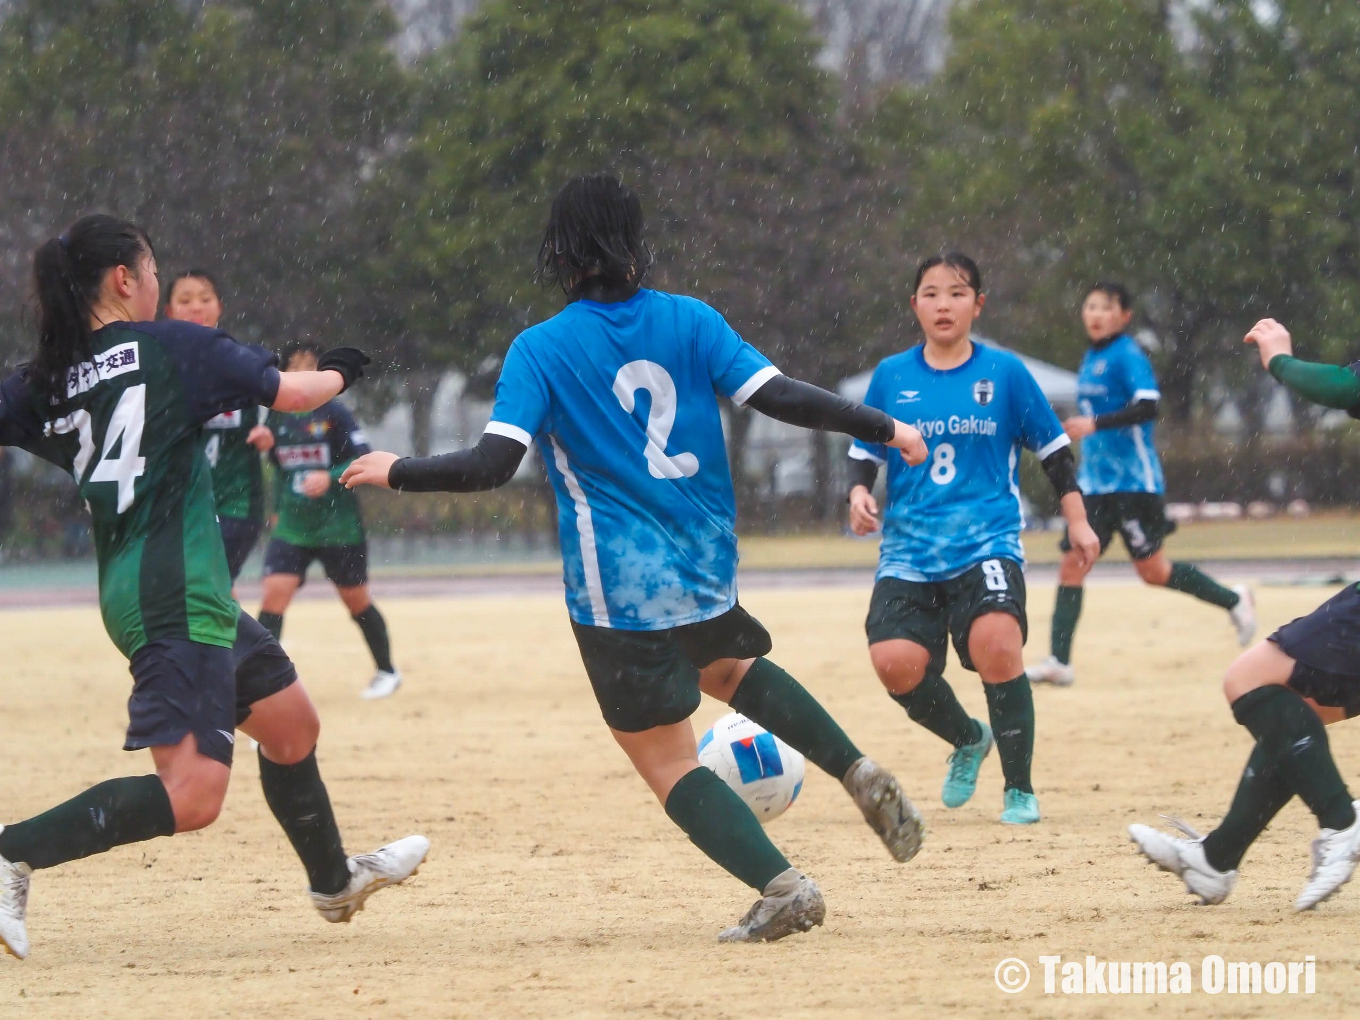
[218, 515, 263, 581]
[124, 612, 299, 767]
[1270, 583, 1360, 717]
[263, 538, 368, 588]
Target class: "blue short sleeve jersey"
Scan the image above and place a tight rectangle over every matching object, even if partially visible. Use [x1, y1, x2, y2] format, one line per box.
[1075, 334, 1164, 495]
[850, 343, 1069, 582]
[487, 289, 778, 631]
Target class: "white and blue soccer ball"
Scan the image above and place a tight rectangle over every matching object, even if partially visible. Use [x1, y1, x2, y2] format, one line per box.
[697, 712, 804, 823]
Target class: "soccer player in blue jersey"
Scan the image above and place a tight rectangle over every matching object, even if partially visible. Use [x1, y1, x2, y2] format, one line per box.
[343, 173, 930, 943]
[1130, 317, 1360, 911]
[1028, 283, 1255, 687]
[846, 253, 1100, 825]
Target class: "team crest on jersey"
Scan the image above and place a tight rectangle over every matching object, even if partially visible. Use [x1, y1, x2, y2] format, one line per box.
[972, 379, 995, 406]
[1093, 361, 1107, 376]
[306, 420, 330, 437]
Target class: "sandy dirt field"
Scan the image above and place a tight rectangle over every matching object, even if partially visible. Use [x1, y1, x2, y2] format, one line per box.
[2, 579, 1359, 1019]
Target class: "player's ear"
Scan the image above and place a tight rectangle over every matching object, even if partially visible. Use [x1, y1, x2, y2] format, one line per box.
[974, 293, 986, 314]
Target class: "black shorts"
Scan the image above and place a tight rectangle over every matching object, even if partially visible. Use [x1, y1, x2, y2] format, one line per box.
[1061, 492, 1175, 561]
[1270, 583, 1360, 717]
[124, 612, 299, 767]
[263, 538, 368, 588]
[218, 515, 263, 582]
[865, 558, 1027, 674]
[572, 604, 773, 733]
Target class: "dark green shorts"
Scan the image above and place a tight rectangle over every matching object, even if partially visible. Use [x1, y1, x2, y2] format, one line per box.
[571, 604, 773, 733]
[866, 558, 1027, 674]
[1061, 492, 1176, 561]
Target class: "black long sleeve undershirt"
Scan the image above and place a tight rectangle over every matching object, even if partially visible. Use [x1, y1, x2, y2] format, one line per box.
[846, 444, 1078, 499]
[1093, 397, 1158, 431]
[744, 374, 896, 445]
[387, 432, 527, 492]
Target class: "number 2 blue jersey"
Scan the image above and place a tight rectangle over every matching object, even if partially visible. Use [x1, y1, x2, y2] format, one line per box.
[1075, 334, 1164, 495]
[851, 343, 1068, 582]
[487, 289, 777, 631]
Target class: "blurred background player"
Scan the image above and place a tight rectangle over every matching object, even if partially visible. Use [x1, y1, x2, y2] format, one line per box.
[0, 215, 425, 961]
[847, 253, 1099, 826]
[164, 269, 272, 587]
[343, 173, 930, 943]
[258, 342, 399, 700]
[1129, 317, 1360, 912]
[1029, 283, 1255, 687]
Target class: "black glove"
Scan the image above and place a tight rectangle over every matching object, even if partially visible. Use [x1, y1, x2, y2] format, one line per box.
[316, 347, 371, 392]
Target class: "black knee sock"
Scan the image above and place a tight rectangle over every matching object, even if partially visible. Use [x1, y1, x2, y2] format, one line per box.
[984, 675, 1035, 794]
[1201, 740, 1293, 872]
[1050, 585, 1083, 665]
[0, 775, 175, 871]
[258, 611, 284, 641]
[257, 749, 350, 895]
[664, 767, 791, 891]
[1232, 686, 1355, 831]
[890, 672, 981, 749]
[352, 605, 394, 673]
[1165, 562, 1239, 610]
[729, 657, 863, 781]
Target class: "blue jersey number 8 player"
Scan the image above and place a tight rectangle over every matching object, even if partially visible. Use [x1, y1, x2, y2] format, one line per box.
[344, 174, 932, 943]
[846, 253, 1100, 825]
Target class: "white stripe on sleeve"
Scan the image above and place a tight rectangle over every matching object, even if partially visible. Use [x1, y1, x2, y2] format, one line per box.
[1132, 389, 1161, 402]
[485, 420, 534, 447]
[848, 444, 887, 465]
[730, 366, 783, 406]
[1036, 433, 1072, 460]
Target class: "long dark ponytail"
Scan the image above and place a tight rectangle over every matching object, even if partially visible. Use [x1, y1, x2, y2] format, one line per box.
[33, 214, 153, 402]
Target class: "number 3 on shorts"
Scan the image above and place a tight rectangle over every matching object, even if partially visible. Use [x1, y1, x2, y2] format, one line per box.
[981, 559, 1008, 592]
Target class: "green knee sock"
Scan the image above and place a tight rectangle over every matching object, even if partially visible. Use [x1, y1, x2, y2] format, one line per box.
[352, 605, 395, 673]
[1201, 740, 1293, 872]
[258, 610, 284, 641]
[890, 672, 981, 749]
[258, 749, 351, 895]
[0, 775, 176, 870]
[1165, 563, 1239, 610]
[1050, 585, 1083, 665]
[664, 767, 791, 891]
[1233, 686, 1355, 831]
[984, 675, 1034, 794]
[729, 657, 864, 781]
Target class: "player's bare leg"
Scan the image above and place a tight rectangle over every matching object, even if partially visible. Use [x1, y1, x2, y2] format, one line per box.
[257, 572, 301, 642]
[1030, 548, 1090, 687]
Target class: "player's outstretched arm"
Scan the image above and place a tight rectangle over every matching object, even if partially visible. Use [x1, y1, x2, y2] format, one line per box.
[1246, 318, 1360, 413]
[744, 375, 926, 464]
[271, 348, 371, 413]
[341, 433, 528, 492]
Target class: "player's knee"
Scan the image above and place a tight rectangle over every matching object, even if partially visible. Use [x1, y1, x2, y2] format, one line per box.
[968, 616, 1023, 678]
[1057, 551, 1090, 585]
[1136, 556, 1170, 585]
[869, 643, 927, 694]
[164, 774, 229, 833]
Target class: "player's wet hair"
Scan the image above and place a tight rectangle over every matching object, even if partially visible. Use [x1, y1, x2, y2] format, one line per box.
[535, 173, 654, 296]
[1088, 280, 1132, 310]
[166, 268, 221, 304]
[32, 214, 154, 402]
[281, 340, 323, 367]
[913, 252, 982, 294]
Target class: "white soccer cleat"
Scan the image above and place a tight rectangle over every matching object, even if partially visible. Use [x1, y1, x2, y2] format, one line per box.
[0, 831, 32, 961]
[1027, 655, 1075, 687]
[1129, 817, 1236, 905]
[1229, 586, 1257, 647]
[361, 669, 402, 700]
[1295, 802, 1360, 911]
[718, 868, 825, 943]
[842, 757, 925, 863]
[311, 834, 430, 923]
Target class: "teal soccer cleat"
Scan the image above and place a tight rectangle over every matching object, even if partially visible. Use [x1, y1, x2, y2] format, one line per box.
[941, 721, 992, 808]
[999, 788, 1041, 825]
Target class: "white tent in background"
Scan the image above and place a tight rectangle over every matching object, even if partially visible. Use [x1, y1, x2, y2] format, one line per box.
[836, 335, 1079, 412]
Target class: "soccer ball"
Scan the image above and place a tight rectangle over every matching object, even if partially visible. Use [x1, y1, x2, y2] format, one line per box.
[697, 712, 804, 823]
